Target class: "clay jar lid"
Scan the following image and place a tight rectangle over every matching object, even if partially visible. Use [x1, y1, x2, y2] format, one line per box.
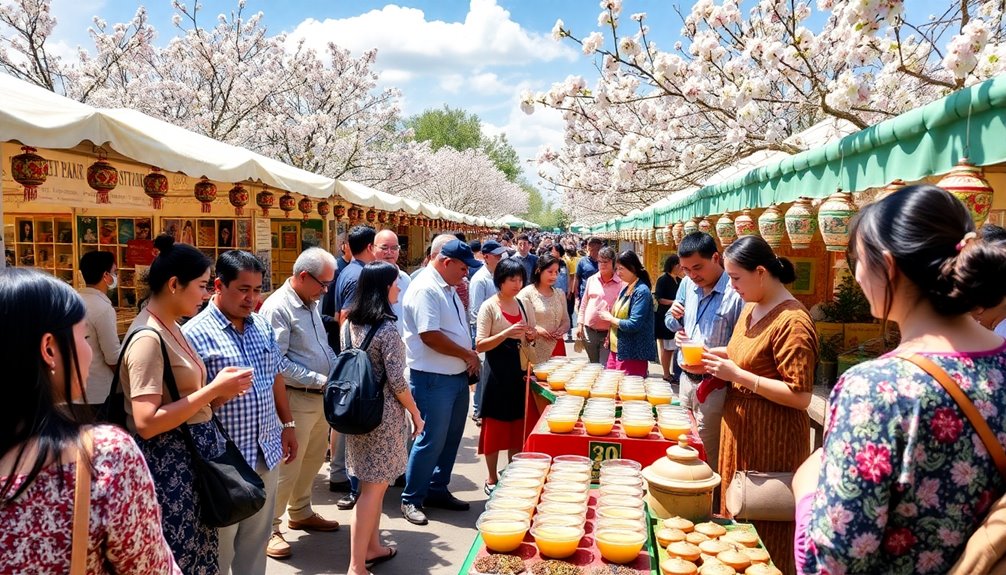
[643, 436, 721, 492]
[660, 558, 698, 575]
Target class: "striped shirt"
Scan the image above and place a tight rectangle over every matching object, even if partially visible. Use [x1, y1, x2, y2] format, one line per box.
[183, 299, 284, 470]
[664, 271, 744, 365]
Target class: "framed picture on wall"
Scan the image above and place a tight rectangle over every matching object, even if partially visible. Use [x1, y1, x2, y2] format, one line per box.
[789, 257, 818, 295]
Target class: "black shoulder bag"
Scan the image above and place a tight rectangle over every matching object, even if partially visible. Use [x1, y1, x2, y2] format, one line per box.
[156, 332, 266, 527]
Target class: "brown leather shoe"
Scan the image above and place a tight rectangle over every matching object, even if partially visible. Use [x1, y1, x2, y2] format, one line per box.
[287, 513, 341, 532]
[266, 531, 292, 559]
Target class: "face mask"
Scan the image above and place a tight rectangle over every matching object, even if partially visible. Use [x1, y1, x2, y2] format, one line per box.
[107, 273, 118, 290]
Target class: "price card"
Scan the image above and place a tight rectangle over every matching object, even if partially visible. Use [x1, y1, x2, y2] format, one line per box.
[588, 440, 622, 482]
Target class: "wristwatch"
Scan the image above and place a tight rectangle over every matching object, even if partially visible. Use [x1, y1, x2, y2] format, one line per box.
[282, 421, 296, 429]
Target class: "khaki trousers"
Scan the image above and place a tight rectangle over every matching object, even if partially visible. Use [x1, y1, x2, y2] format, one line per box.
[273, 388, 329, 529]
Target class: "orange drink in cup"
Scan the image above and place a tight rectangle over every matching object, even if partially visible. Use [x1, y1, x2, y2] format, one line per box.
[680, 338, 705, 367]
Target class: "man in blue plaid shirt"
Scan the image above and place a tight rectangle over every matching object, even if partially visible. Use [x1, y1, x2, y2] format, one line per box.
[184, 251, 298, 574]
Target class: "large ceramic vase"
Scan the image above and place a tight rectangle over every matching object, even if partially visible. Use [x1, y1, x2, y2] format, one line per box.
[818, 190, 856, 252]
[757, 205, 785, 248]
[715, 213, 737, 247]
[683, 218, 699, 236]
[671, 221, 685, 244]
[734, 208, 758, 238]
[875, 178, 907, 202]
[698, 216, 713, 237]
[784, 198, 818, 249]
[937, 159, 994, 227]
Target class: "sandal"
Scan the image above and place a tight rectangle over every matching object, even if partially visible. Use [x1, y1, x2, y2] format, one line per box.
[484, 480, 497, 496]
[365, 546, 397, 569]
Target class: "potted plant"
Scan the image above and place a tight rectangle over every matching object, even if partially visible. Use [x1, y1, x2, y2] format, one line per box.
[818, 275, 881, 347]
[816, 333, 844, 388]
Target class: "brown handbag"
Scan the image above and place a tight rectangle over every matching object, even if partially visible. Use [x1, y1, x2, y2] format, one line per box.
[725, 470, 795, 521]
[71, 429, 93, 575]
[898, 353, 1006, 575]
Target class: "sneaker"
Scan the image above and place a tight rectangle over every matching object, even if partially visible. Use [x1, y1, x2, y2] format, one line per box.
[336, 492, 358, 510]
[287, 513, 340, 532]
[266, 531, 292, 559]
[401, 502, 429, 525]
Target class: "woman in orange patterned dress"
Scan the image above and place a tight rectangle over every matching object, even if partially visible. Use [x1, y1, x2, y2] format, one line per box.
[700, 236, 818, 575]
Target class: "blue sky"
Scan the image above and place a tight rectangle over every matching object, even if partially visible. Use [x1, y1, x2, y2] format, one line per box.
[45, 0, 691, 199]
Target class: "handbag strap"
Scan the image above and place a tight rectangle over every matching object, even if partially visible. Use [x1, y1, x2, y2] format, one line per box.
[71, 429, 93, 575]
[898, 352, 1006, 480]
[342, 320, 382, 352]
[105, 326, 160, 403]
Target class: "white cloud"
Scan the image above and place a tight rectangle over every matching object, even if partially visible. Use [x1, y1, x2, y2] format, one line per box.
[469, 72, 508, 95]
[286, 0, 577, 82]
[439, 73, 465, 93]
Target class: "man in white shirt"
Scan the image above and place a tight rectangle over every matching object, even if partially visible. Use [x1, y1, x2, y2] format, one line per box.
[400, 239, 481, 526]
[77, 251, 121, 412]
[374, 228, 411, 334]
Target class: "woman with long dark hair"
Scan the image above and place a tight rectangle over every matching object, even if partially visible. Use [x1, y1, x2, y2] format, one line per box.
[518, 254, 570, 365]
[120, 235, 252, 574]
[344, 261, 423, 575]
[695, 235, 817, 574]
[0, 268, 180, 574]
[598, 250, 656, 376]
[475, 258, 537, 493]
[793, 185, 1006, 574]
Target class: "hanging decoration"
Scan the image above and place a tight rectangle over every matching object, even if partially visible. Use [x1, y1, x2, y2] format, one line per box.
[193, 177, 217, 213]
[784, 198, 818, 250]
[11, 146, 49, 201]
[366, 209, 377, 223]
[378, 210, 389, 224]
[333, 203, 346, 220]
[818, 190, 856, 252]
[682, 218, 699, 236]
[279, 192, 296, 218]
[936, 159, 994, 226]
[297, 196, 313, 220]
[671, 221, 685, 244]
[142, 167, 169, 210]
[715, 213, 737, 247]
[698, 217, 713, 236]
[734, 208, 758, 237]
[256, 187, 275, 216]
[228, 183, 249, 216]
[875, 178, 907, 202]
[86, 149, 118, 204]
[757, 205, 785, 248]
[317, 200, 331, 220]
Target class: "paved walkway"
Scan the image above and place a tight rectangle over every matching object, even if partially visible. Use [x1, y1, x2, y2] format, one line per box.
[264, 350, 662, 575]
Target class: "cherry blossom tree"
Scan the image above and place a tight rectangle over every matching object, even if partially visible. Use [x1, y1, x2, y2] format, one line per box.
[526, 0, 1006, 223]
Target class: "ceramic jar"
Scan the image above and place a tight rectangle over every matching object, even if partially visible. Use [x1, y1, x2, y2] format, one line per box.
[784, 198, 817, 249]
[642, 437, 721, 521]
[682, 218, 699, 236]
[818, 190, 856, 252]
[937, 159, 994, 227]
[734, 208, 758, 238]
[671, 221, 685, 244]
[715, 213, 737, 247]
[757, 205, 784, 248]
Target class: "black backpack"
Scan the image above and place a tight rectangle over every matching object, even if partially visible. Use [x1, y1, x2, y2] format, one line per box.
[324, 321, 385, 434]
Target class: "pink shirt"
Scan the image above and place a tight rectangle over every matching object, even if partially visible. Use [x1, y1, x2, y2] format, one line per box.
[578, 273, 625, 331]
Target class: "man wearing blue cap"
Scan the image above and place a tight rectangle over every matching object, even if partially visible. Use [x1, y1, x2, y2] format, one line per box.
[399, 238, 481, 525]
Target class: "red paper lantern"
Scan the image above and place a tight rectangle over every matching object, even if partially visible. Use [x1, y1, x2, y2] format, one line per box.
[194, 177, 217, 213]
[347, 206, 358, 221]
[363, 209, 374, 223]
[279, 192, 296, 217]
[256, 188, 275, 217]
[86, 151, 117, 204]
[298, 197, 313, 220]
[142, 167, 169, 210]
[378, 210, 389, 224]
[228, 184, 249, 216]
[317, 200, 331, 219]
[10, 146, 48, 201]
[333, 203, 346, 220]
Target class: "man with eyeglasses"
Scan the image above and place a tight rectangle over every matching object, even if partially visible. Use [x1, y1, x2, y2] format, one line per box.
[259, 247, 340, 559]
[373, 228, 411, 335]
[326, 224, 377, 507]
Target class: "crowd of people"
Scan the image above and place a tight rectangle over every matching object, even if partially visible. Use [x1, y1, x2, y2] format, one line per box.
[3, 185, 1006, 575]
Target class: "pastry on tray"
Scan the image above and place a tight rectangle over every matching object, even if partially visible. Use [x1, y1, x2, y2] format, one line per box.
[660, 557, 698, 575]
[662, 517, 695, 533]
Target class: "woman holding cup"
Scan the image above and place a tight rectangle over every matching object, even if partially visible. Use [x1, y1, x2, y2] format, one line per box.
[476, 258, 537, 493]
[696, 235, 817, 574]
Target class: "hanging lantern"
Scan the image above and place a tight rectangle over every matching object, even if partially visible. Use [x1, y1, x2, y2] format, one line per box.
[11, 146, 49, 201]
[758, 205, 785, 248]
[194, 177, 217, 213]
[228, 184, 249, 216]
[333, 203, 346, 220]
[366, 208, 377, 223]
[378, 210, 389, 224]
[818, 190, 856, 252]
[141, 167, 169, 210]
[875, 178, 907, 203]
[671, 221, 685, 244]
[279, 192, 296, 217]
[317, 200, 331, 219]
[86, 151, 118, 204]
[716, 213, 737, 247]
[937, 159, 994, 226]
[256, 188, 275, 217]
[298, 196, 313, 220]
[682, 218, 699, 236]
[734, 208, 758, 237]
[784, 198, 818, 250]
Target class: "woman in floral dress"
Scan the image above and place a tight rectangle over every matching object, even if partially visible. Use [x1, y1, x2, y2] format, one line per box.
[793, 184, 1006, 574]
[0, 268, 180, 574]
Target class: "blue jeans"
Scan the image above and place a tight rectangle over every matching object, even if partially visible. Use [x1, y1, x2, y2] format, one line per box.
[402, 369, 469, 506]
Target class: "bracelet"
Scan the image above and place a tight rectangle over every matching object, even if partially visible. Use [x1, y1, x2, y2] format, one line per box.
[754, 376, 761, 395]
[282, 421, 296, 429]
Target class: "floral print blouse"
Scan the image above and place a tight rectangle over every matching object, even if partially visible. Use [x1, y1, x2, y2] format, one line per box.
[800, 345, 1006, 574]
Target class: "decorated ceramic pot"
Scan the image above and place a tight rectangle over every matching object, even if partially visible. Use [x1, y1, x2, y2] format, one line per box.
[671, 221, 685, 244]
[734, 209, 758, 238]
[784, 198, 818, 249]
[715, 213, 736, 247]
[682, 218, 699, 236]
[817, 190, 856, 252]
[936, 159, 994, 227]
[757, 205, 784, 248]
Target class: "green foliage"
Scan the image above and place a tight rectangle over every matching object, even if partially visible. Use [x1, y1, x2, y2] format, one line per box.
[520, 180, 569, 230]
[405, 105, 521, 182]
[819, 274, 874, 323]
[818, 333, 844, 362]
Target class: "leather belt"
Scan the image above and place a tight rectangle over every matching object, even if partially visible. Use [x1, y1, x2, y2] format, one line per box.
[285, 385, 323, 395]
